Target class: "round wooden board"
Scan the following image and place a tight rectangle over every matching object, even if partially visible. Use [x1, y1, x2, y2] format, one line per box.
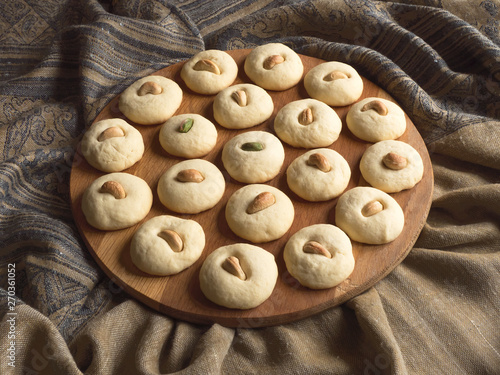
[70, 49, 433, 328]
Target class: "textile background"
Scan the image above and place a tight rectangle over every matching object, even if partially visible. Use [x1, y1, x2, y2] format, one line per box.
[0, 0, 499, 374]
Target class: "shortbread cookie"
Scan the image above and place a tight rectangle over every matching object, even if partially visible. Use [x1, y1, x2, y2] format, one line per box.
[130, 215, 205, 276]
[284, 224, 355, 289]
[181, 50, 238, 95]
[222, 131, 285, 183]
[274, 98, 342, 148]
[82, 172, 153, 230]
[304, 61, 363, 106]
[159, 114, 217, 158]
[157, 159, 225, 214]
[346, 98, 406, 142]
[244, 43, 304, 91]
[335, 186, 404, 245]
[213, 83, 274, 129]
[81, 118, 144, 172]
[360, 140, 424, 193]
[225, 184, 294, 243]
[199, 243, 278, 309]
[118, 75, 182, 125]
[287, 149, 351, 202]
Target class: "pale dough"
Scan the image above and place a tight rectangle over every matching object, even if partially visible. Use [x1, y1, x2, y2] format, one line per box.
[180, 50, 238, 95]
[360, 140, 424, 193]
[157, 159, 225, 214]
[159, 114, 218, 158]
[244, 43, 304, 91]
[335, 186, 404, 245]
[81, 118, 144, 172]
[225, 184, 294, 243]
[221, 131, 285, 184]
[304, 61, 363, 106]
[130, 215, 205, 276]
[283, 224, 355, 289]
[274, 98, 342, 148]
[346, 97, 406, 142]
[213, 83, 274, 129]
[81, 172, 153, 230]
[118, 75, 183, 125]
[199, 243, 278, 309]
[287, 148, 351, 202]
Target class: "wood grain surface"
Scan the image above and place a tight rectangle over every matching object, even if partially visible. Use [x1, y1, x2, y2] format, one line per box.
[69, 49, 434, 328]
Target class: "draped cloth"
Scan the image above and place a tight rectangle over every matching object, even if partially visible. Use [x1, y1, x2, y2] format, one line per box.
[1, 0, 499, 373]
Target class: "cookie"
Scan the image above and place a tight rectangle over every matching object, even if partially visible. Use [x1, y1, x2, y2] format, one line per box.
[283, 224, 355, 289]
[346, 97, 406, 142]
[180, 49, 238, 95]
[81, 172, 153, 231]
[199, 243, 278, 309]
[225, 184, 294, 243]
[213, 83, 274, 129]
[360, 140, 424, 193]
[157, 159, 225, 214]
[130, 215, 205, 276]
[159, 114, 217, 158]
[287, 148, 351, 202]
[118, 75, 183, 125]
[221, 131, 285, 184]
[335, 186, 404, 245]
[304, 61, 363, 106]
[244, 43, 304, 91]
[81, 118, 144, 172]
[274, 98, 342, 148]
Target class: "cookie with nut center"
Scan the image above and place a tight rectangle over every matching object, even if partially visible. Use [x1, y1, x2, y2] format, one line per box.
[360, 140, 424, 193]
[284, 224, 355, 289]
[157, 159, 225, 214]
[181, 49, 238, 95]
[335, 186, 404, 244]
[130, 215, 205, 276]
[304, 61, 363, 106]
[287, 148, 351, 202]
[81, 118, 144, 173]
[222, 130, 285, 184]
[346, 97, 407, 142]
[199, 243, 278, 309]
[118, 75, 183, 125]
[225, 184, 295, 243]
[81, 172, 153, 230]
[244, 42, 304, 91]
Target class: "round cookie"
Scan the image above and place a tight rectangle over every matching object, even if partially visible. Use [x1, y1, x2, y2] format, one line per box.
[304, 61, 363, 106]
[159, 114, 217, 158]
[244, 43, 304, 91]
[118, 75, 182, 125]
[335, 186, 404, 245]
[284, 224, 355, 289]
[180, 50, 238, 95]
[360, 140, 424, 193]
[213, 83, 274, 129]
[274, 98, 342, 148]
[221, 131, 285, 183]
[81, 118, 144, 172]
[287, 148, 351, 202]
[130, 215, 205, 276]
[199, 243, 278, 309]
[157, 159, 225, 214]
[225, 184, 294, 243]
[346, 97, 406, 142]
[81, 172, 153, 231]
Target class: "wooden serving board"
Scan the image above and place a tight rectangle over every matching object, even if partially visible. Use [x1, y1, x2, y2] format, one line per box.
[70, 49, 433, 327]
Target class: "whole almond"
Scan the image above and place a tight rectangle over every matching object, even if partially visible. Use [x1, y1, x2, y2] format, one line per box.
[246, 191, 276, 214]
[99, 181, 127, 199]
[306, 153, 331, 173]
[98, 126, 125, 142]
[192, 59, 221, 75]
[176, 169, 205, 183]
[137, 81, 163, 96]
[361, 200, 384, 217]
[361, 99, 388, 116]
[298, 107, 314, 125]
[323, 71, 349, 81]
[382, 152, 408, 170]
[157, 229, 184, 252]
[303, 241, 332, 258]
[222, 256, 247, 280]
